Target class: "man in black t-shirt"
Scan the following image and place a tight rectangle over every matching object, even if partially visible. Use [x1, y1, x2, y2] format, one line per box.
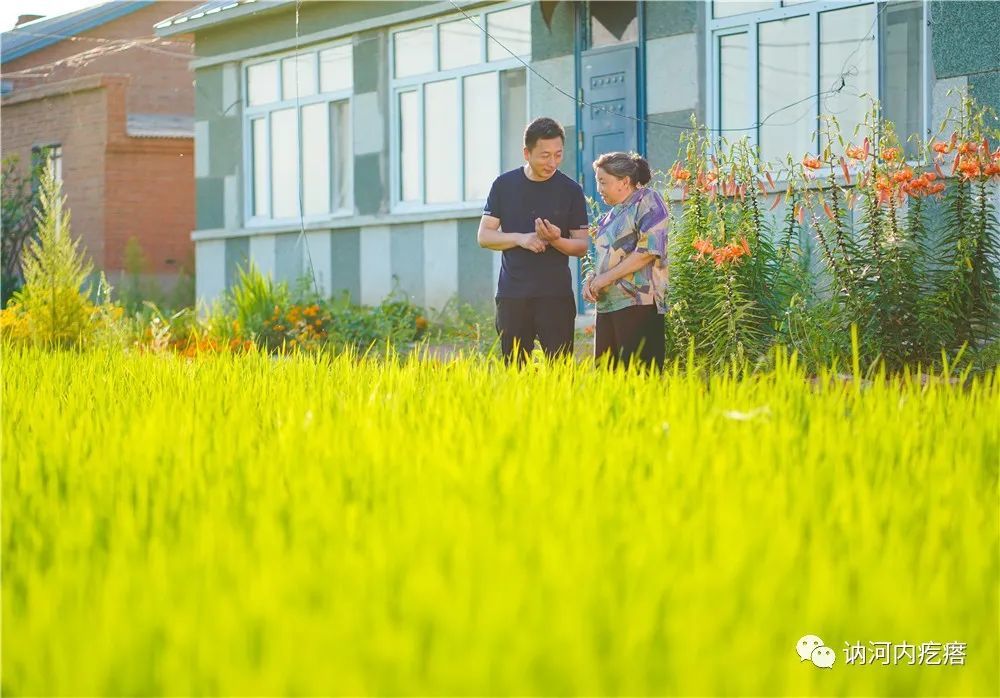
[477, 117, 590, 363]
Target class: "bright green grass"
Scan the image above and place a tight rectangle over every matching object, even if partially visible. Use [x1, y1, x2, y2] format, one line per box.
[3, 347, 998, 696]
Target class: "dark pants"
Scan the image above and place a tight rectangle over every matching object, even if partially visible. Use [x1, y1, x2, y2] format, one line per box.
[495, 296, 576, 364]
[595, 304, 665, 370]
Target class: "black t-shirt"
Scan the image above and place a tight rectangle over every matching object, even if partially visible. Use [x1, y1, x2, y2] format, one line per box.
[483, 167, 589, 298]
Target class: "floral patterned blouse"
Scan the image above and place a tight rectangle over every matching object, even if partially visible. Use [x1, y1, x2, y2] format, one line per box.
[592, 186, 670, 314]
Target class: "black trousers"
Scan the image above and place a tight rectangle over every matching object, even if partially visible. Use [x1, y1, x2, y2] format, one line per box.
[495, 296, 576, 363]
[595, 304, 665, 370]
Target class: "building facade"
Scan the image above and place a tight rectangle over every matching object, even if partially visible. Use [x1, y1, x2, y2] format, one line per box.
[155, 0, 1000, 311]
[1, 1, 198, 295]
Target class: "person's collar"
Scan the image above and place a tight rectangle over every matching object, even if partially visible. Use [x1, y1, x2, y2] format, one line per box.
[614, 186, 642, 208]
[522, 163, 555, 182]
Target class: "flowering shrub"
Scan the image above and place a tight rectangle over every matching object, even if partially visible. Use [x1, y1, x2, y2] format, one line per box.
[662, 93, 999, 372]
[213, 265, 427, 354]
[664, 126, 798, 369]
[791, 94, 1000, 369]
[248, 302, 332, 353]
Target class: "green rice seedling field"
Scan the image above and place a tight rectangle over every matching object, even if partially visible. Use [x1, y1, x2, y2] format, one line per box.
[3, 347, 998, 695]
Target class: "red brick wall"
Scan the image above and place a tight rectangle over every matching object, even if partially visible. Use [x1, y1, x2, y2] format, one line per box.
[0, 78, 112, 269]
[105, 139, 194, 275]
[1, 2, 197, 281]
[3, 3, 197, 115]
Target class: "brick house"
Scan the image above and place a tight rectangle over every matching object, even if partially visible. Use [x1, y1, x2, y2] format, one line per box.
[156, 0, 1000, 312]
[1, 1, 199, 297]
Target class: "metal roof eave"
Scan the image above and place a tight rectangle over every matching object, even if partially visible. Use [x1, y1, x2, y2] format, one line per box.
[154, 0, 294, 38]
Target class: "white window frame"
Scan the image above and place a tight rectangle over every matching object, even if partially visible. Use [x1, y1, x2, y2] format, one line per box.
[706, 0, 931, 172]
[32, 143, 63, 183]
[242, 40, 354, 228]
[389, 1, 532, 214]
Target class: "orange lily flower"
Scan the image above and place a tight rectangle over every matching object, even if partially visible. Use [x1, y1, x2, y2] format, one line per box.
[845, 145, 867, 160]
[693, 239, 715, 256]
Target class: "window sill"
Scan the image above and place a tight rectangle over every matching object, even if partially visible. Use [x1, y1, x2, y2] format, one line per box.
[390, 201, 486, 216]
[192, 207, 485, 241]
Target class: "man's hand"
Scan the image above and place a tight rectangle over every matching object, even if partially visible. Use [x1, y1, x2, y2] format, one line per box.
[518, 232, 548, 253]
[535, 218, 562, 242]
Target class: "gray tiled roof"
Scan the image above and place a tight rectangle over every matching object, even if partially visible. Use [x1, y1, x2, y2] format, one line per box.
[127, 113, 195, 138]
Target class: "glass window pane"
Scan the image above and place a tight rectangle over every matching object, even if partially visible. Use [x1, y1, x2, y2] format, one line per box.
[487, 5, 531, 61]
[713, 1, 773, 19]
[424, 79, 459, 204]
[252, 118, 268, 216]
[759, 16, 813, 166]
[440, 18, 481, 70]
[882, 1, 923, 158]
[332, 100, 352, 211]
[820, 5, 876, 156]
[49, 146, 63, 182]
[394, 26, 434, 78]
[320, 45, 353, 93]
[247, 61, 277, 106]
[282, 54, 316, 100]
[399, 91, 420, 202]
[464, 72, 499, 200]
[500, 68, 527, 172]
[719, 33, 751, 139]
[271, 108, 299, 218]
[589, 1, 638, 49]
[301, 103, 329, 216]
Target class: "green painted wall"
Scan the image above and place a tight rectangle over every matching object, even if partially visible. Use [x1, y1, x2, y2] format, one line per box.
[275, 233, 303, 284]
[354, 153, 385, 216]
[209, 120, 242, 178]
[195, 64, 223, 120]
[457, 218, 495, 307]
[195, 63, 242, 230]
[532, 1, 575, 62]
[646, 110, 695, 173]
[329, 227, 361, 302]
[969, 71, 1000, 118]
[930, 1, 1000, 79]
[645, 0, 700, 40]
[195, 1, 428, 59]
[353, 29, 383, 94]
[389, 223, 425, 306]
[196, 179, 224, 230]
[561, 125, 578, 181]
[224, 237, 250, 289]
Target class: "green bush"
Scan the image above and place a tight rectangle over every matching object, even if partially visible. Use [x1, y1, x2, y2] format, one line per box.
[2, 167, 123, 348]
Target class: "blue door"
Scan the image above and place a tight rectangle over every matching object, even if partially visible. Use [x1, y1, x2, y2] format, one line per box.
[577, 46, 638, 311]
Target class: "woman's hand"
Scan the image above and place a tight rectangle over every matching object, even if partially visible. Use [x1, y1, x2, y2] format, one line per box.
[582, 273, 610, 303]
[590, 272, 611, 295]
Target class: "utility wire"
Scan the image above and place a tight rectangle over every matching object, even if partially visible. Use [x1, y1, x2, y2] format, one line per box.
[445, 0, 886, 133]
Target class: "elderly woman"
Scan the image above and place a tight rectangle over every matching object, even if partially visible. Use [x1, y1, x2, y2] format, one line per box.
[582, 152, 670, 370]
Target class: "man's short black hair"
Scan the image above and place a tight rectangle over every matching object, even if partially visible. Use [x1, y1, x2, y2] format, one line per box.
[524, 117, 565, 151]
